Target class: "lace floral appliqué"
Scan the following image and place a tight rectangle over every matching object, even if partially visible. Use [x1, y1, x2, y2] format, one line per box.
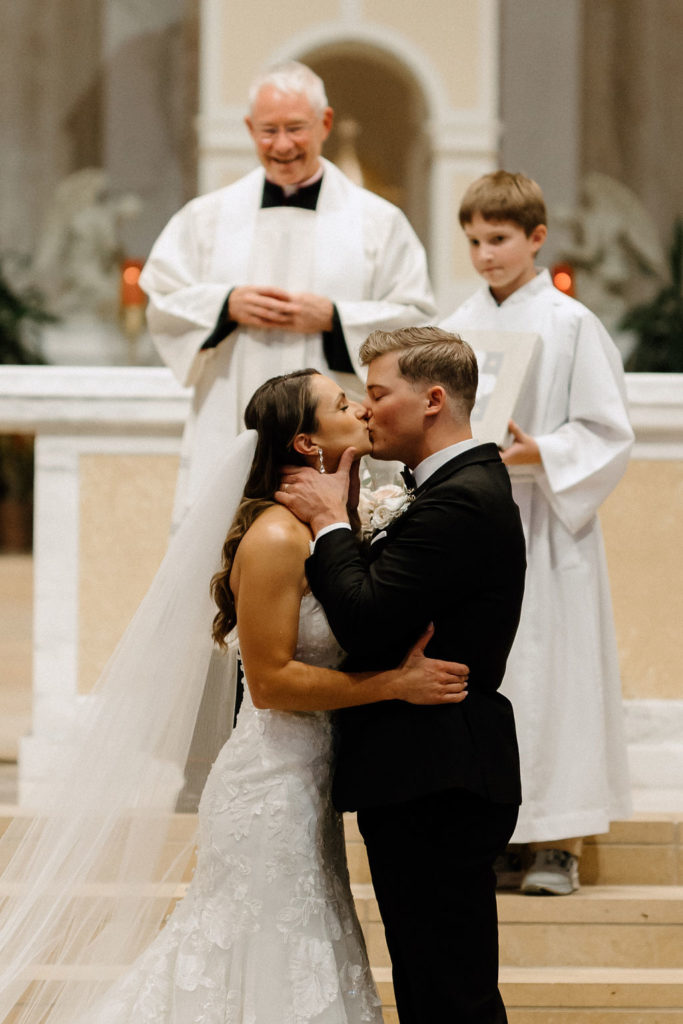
[89, 593, 382, 1024]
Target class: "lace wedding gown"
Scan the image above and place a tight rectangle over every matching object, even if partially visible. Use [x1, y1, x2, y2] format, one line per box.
[92, 593, 383, 1024]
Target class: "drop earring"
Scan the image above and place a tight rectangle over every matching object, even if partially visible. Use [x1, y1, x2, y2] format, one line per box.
[317, 447, 326, 474]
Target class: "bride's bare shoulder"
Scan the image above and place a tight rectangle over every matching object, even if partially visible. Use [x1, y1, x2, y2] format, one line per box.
[230, 505, 309, 599]
[238, 504, 311, 560]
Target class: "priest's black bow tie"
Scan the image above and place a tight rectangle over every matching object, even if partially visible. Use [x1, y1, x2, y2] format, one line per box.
[400, 466, 417, 492]
[261, 177, 322, 210]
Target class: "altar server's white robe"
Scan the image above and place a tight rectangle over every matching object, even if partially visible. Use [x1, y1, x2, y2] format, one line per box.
[442, 269, 634, 842]
[140, 159, 435, 517]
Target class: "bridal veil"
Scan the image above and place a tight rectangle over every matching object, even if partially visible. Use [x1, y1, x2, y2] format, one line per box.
[0, 429, 257, 1024]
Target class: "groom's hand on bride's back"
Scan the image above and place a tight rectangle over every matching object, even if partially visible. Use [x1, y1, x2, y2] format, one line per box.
[276, 447, 357, 535]
[392, 623, 469, 705]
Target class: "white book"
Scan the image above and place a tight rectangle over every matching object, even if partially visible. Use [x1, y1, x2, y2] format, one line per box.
[456, 329, 541, 448]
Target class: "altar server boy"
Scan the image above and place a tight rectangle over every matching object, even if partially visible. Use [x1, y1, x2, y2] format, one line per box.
[442, 170, 634, 894]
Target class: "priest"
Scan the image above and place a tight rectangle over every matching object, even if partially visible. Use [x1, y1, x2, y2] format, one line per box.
[140, 60, 436, 519]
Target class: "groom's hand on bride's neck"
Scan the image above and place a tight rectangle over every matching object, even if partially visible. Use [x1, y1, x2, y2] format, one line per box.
[276, 447, 356, 535]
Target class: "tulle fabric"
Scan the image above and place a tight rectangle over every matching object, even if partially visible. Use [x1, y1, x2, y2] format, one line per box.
[0, 429, 257, 1024]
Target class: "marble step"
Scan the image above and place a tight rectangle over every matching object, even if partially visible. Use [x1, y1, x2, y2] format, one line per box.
[3, 804, 683, 1022]
[8, 967, 683, 1024]
[343, 811, 683, 887]
[2, 807, 682, 886]
[9, 884, 680, 972]
[2, 807, 682, 887]
[499, 885, 683, 968]
[374, 966, 683, 1024]
[352, 883, 683, 970]
[5, 883, 683, 1022]
[582, 816, 683, 887]
[0, 806, 198, 876]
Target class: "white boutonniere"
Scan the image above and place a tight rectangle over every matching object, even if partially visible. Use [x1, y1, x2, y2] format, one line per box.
[358, 483, 414, 536]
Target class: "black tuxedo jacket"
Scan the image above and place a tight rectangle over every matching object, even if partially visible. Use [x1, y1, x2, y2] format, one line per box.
[305, 443, 526, 812]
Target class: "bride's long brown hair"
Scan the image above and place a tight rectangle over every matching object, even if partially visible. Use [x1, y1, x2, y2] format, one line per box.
[211, 369, 320, 646]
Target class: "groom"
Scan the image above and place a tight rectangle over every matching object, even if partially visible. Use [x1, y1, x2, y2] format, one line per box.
[278, 326, 526, 1023]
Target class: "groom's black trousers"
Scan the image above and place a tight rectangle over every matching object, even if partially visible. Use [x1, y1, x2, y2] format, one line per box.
[357, 787, 518, 1024]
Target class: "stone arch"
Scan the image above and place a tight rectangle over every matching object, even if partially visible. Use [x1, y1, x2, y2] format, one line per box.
[269, 25, 447, 249]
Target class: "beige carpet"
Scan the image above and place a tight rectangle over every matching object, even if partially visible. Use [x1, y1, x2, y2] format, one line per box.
[0, 554, 32, 762]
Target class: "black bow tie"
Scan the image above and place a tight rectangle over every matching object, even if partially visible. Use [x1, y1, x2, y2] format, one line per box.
[261, 177, 323, 210]
[400, 466, 416, 492]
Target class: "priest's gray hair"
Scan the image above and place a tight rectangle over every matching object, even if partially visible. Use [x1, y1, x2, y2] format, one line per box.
[360, 326, 478, 418]
[248, 61, 329, 116]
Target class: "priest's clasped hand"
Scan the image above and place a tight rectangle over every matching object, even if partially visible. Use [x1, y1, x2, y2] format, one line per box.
[228, 285, 334, 333]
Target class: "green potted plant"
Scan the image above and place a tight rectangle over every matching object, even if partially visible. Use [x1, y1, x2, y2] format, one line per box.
[0, 254, 53, 550]
[0, 435, 35, 550]
[621, 219, 683, 372]
[0, 254, 53, 365]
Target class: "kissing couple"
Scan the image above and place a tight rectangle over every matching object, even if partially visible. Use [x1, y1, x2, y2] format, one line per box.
[0, 326, 525, 1024]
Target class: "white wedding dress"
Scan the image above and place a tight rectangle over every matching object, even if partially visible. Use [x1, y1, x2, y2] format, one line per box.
[91, 593, 383, 1024]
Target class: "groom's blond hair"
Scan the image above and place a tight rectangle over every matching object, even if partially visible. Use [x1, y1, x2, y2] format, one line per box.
[360, 326, 478, 417]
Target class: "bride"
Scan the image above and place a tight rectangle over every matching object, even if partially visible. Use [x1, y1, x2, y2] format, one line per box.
[0, 369, 468, 1024]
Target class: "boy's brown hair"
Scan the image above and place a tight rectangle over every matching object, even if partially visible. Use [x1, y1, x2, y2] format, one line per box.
[459, 170, 547, 236]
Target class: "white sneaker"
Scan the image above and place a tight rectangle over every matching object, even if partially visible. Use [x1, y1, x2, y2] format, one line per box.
[520, 849, 579, 895]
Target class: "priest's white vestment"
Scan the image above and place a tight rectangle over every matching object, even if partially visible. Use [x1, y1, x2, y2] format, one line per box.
[140, 159, 435, 517]
[442, 269, 634, 842]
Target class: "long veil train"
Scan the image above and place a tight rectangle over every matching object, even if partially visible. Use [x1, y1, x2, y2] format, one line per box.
[0, 430, 257, 1024]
